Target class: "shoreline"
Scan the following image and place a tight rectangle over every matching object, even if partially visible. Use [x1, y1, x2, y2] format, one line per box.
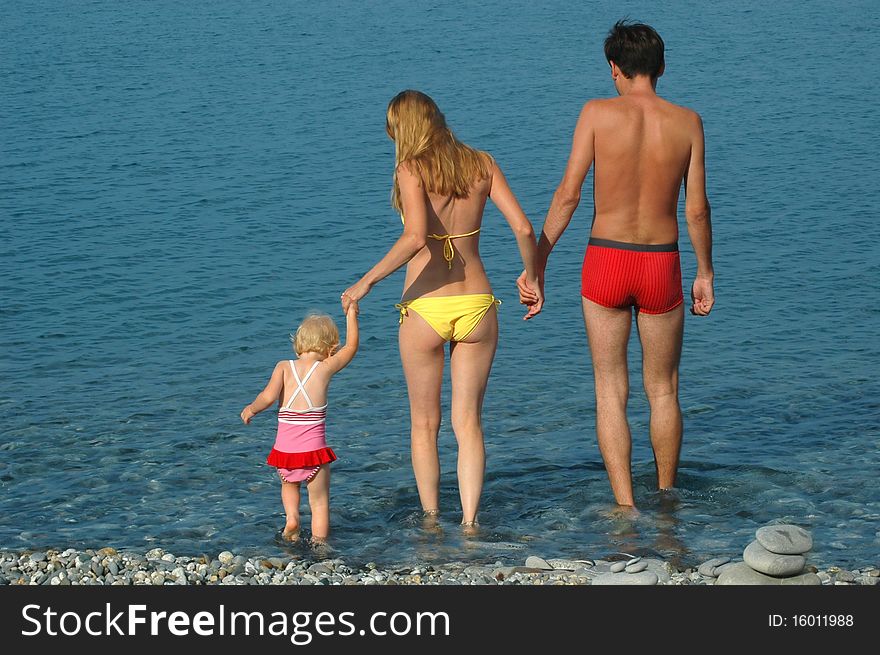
[2, 548, 877, 586]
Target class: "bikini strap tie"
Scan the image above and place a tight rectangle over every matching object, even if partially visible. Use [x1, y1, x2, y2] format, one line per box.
[428, 228, 481, 268]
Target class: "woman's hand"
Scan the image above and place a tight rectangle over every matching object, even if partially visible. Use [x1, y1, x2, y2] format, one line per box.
[240, 406, 255, 425]
[341, 279, 372, 313]
[516, 270, 544, 320]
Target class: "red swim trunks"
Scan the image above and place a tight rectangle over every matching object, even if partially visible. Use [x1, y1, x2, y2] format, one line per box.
[581, 238, 683, 314]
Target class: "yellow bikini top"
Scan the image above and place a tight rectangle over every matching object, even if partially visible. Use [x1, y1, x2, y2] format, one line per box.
[401, 214, 480, 269]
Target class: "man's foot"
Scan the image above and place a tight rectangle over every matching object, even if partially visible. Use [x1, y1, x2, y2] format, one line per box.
[600, 504, 640, 520]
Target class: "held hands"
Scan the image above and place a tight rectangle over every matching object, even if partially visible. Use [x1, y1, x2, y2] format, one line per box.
[240, 405, 255, 425]
[516, 269, 545, 320]
[690, 275, 715, 316]
[340, 279, 371, 313]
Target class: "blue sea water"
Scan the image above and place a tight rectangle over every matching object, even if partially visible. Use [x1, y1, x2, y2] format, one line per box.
[1, 0, 878, 569]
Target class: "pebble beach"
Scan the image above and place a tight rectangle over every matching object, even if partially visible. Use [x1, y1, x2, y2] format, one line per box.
[3, 550, 876, 587]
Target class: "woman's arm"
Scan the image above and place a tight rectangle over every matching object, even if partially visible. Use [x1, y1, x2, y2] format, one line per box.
[240, 361, 285, 424]
[324, 301, 360, 374]
[488, 163, 543, 318]
[341, 164, 428, 310]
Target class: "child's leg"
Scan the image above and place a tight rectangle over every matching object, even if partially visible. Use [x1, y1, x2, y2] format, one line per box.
[279, 476, 301, 541]
[305, 465, 330, 543]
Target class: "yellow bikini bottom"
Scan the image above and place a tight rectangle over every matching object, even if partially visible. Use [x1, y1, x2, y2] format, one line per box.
[395, 293, 501, 342]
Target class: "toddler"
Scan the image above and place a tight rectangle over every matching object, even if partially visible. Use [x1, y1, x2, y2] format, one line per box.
[241, 303, 358, 543]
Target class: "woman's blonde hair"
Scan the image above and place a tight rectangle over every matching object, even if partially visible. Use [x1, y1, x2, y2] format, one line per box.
[291, 313, 339, 357]
[386, 90, 494, 213]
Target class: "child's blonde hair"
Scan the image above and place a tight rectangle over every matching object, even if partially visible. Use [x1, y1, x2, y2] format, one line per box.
[291, 313, 339, 357]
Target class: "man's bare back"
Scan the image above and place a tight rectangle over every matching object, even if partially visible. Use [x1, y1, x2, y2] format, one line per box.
[588, 95, 704, 245]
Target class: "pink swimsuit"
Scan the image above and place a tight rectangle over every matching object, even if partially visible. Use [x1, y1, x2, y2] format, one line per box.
[266, 360, 337, 483]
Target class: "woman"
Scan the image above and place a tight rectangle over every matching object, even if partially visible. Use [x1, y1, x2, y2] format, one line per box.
[341, 90, 543, 527]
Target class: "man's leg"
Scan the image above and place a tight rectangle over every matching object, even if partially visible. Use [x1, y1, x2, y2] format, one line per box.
[635, 305, 684, 489]
[582, 298, 635, 506]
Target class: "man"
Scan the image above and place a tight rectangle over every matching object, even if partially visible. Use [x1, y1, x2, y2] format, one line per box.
[519, 20, 714, 507]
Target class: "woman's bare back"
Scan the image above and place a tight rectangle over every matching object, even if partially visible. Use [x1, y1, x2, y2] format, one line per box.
[401, 175, 494, 301]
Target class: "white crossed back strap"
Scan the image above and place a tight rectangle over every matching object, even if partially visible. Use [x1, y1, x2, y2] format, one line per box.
[284, 360, 321, 409]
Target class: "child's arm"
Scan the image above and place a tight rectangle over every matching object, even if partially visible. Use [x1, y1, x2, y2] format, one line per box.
[323, 302, 359, 374]
[240, 361, 285, 424]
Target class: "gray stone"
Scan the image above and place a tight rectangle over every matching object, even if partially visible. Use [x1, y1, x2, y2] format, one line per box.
[713, 562, 737, 577]
[218, 551, 234, 565]
[610, 561, 627, 573]
[592, 571, 659, 586]
[641, 558, 672, 584]
[108, 561, 119, 576]
[547, 559, 593, 570]
[743, 541, 805, 577]
[29, 552, 47, 563]
[715, 562, 780, 585]
[780, 572, 821, 586]
[626, 557, 642, 566]
[626, 561, 648, 574]
[90, 561, 104, 577]
[524, 556, 553, 570]
[756, 524, 812, 555]
[492, 567, 516, 580]
[836, 571, 855, 583]
[697, 557, 731, 577]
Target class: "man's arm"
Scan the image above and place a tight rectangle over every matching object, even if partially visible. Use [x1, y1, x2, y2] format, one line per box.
[539, 101, 596, 267]
[684, 113, 715, 316]
[517, 102, 596, 310]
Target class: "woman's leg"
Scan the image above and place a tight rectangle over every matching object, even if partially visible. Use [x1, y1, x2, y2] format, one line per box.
[449, 306, 498, 524]
[305, 465, 330, 543]
[279, 477, 301, 541]
[399, 310, 446, 513]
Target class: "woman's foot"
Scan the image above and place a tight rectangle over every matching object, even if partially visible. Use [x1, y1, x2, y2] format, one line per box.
[421, 509, 441, 532]
[460, 520, 479, 537]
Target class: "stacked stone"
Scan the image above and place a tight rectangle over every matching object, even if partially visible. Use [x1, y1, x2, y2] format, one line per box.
[716, 524, 819, 585]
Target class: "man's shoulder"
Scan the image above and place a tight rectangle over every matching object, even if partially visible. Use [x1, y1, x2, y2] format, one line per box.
[661, 98, 703, 123]
[581, 97, 619, 112]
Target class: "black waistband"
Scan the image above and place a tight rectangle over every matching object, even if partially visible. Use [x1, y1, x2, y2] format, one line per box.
[588, 237, 678, 252]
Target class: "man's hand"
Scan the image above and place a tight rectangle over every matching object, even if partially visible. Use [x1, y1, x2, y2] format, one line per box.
[516, 269, 545, 320]
[690, 276, 715, 316]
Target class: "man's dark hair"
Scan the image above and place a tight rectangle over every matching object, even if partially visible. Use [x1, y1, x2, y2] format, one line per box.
[604, 20, 665, 80]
